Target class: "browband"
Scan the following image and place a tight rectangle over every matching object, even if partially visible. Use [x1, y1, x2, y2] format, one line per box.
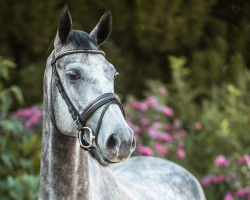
[51, 49, 105, 65]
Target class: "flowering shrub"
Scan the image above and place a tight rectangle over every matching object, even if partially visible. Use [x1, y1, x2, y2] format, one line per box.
[201, 155, 250, 200]
[0, 58, 42, 200]
[0, 106, 42, 200]
[13, 106, 43, 132]
[125, 57, 250, 200]
[126, 94, 189, 162]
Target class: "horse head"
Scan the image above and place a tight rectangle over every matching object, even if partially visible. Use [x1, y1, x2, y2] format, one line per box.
[48, 5, 135, 165]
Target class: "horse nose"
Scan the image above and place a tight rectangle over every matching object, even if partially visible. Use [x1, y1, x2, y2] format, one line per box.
[105, 131, 136, 159]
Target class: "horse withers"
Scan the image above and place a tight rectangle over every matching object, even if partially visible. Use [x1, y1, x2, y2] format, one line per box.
[39, 5, 206, 200]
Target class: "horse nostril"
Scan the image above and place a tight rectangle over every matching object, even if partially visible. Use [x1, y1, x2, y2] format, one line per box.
[107, 134, 118, 150]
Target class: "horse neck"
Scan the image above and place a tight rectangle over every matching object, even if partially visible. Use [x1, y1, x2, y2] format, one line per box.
[39, 63, 90, 200]
[39, 120, 90, 200]
[39, 60, 126, 200]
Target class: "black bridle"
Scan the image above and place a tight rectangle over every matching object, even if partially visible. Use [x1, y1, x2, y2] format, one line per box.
[50, 49, 125, 151]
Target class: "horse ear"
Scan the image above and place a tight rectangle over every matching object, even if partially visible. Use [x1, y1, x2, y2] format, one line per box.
[90, 8, 112, 46]
[55, 5, 72, 46]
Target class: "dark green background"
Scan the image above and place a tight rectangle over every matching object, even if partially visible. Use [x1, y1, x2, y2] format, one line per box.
[0, 0, 249, 105]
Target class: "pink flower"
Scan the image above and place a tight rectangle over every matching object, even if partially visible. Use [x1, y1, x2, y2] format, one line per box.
[224, 193, 234, 200]
[215, 155, 230, 167]
[164, 123, 172, 132]
[161, 106, 174, 117]
[148, 126, 158, 139]
[218, 174, 226, 182]
[17, 108, 32, 117]
[148, 123, 161, 139]
[158, 86, 166, 94]
[194, 122, 202, 130]
[26, 116, 40, 128]
[125, 117, 132, 126]
[200, 177, 211, 186]
[15, 106, 43, 130]
[177, 149, 186, 159]
[244, 154, 250, 164]
[140, 118, 149, 127]
[145, 96, 158, 108]
[200, 175, 223, 186]
[138, 145, 153, 156]
[179, 129, 187, 137]
[235, 188, 248, 197]
[155, 143, 169, 155]
[210, 175, 219, 184]
[132, 101, 148, 112]
[173, 119, 181, 130]
[237, 156, 244, 164]
[177, 141, 184, 148]
[162, 133, 173, 142]
[132, 125, 140, 134]
[134, 134, 139, 141]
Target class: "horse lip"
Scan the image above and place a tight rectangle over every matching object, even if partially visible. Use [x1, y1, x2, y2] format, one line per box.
[98, 147, 121, 164]
[103, 156, 120, 164]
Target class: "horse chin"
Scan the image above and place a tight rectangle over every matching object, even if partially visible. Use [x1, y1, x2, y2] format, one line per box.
[89, 148, 127, 166]
[89, 149, 110, 166]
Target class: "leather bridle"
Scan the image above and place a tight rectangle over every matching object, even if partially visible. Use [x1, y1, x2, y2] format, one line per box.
[50, 49, 125, 151]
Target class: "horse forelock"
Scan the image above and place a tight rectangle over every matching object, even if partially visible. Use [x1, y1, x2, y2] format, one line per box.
[65, 30, 98, 50]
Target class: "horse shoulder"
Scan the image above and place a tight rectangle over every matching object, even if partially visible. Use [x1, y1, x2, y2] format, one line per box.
[110, 156, 206, 200]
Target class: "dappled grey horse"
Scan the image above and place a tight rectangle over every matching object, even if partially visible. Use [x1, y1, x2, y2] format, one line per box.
[39, 6, 206, 200]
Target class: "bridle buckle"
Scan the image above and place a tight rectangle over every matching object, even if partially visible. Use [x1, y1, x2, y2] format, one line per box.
[78, 127, 95, 150]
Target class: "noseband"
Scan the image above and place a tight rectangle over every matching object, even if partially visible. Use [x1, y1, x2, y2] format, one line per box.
[50, 50, 125, 151]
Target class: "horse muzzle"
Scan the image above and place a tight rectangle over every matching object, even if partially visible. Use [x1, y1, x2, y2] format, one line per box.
[100, 127, 136, 164]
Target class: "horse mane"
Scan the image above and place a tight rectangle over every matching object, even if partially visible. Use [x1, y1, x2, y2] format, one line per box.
[66, 30, 97, 50]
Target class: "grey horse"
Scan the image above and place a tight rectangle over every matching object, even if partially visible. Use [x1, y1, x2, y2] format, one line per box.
[39, 6, 206, 200]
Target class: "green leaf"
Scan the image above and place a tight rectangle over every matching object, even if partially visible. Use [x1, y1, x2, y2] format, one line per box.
[0, 58, 15, 80]
[10, 85, 24, 105]
[1, 154, 14, 169]
[0, 91, 12, 112]
[0, 66, 9, 80]
[20, 159, 31, 169]
[0, 179, 8, 190]
[2, 59, 16, 68]
[0, 119, 24, 133]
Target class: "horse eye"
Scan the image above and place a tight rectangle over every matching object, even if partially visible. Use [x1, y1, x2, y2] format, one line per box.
[67, 70, 80, 80]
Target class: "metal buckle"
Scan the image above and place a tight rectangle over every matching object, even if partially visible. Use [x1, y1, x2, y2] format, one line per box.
[78, 127, 95, 150]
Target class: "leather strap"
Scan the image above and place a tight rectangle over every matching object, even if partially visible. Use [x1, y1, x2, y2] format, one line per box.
[51, 49, 105, 66]
[80, 93, 125, 126]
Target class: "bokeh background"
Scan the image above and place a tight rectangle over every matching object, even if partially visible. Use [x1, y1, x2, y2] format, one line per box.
[0, 0, 250, 199]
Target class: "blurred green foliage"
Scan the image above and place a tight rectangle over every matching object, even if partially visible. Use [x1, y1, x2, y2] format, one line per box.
[0, 57, 41, 200]
[0, 0, 249, 105]
[0, 57, 23, 112]
[144, 56, 250, 171]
